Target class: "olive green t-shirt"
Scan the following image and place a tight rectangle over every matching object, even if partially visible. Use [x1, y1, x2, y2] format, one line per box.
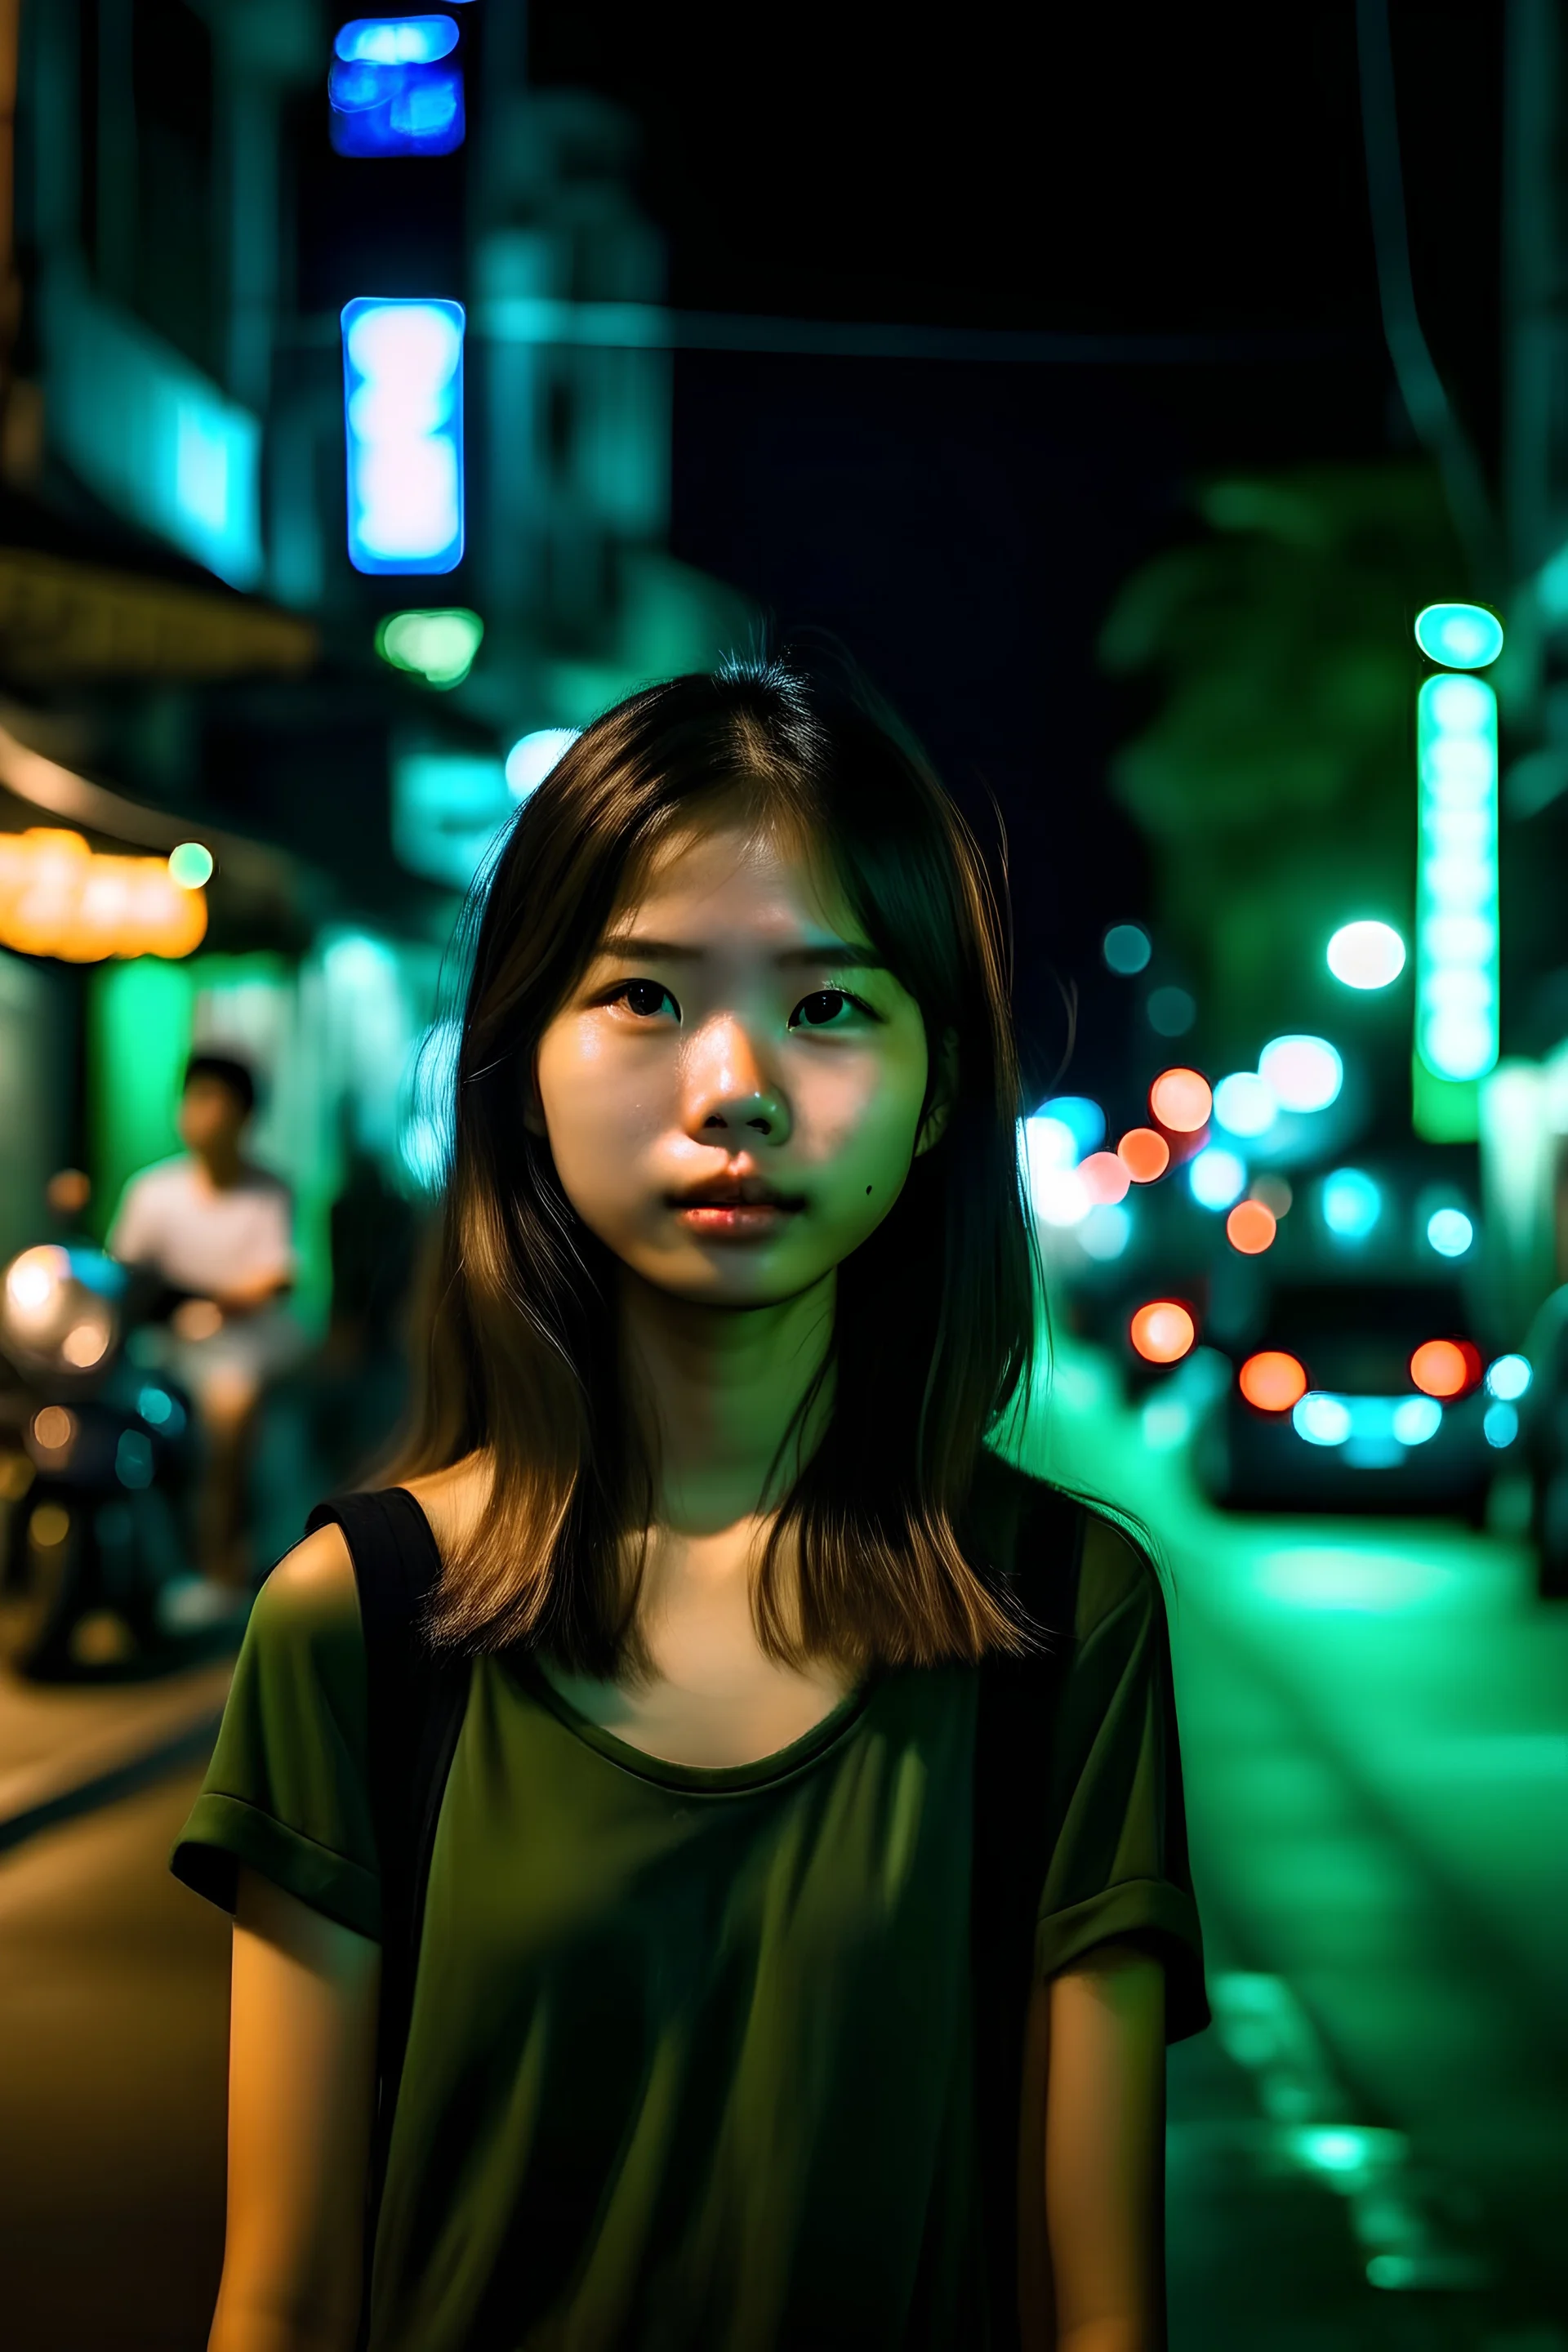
[173, 1474, 1206, 2351]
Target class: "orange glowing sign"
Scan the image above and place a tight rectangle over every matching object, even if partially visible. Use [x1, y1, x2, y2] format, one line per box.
[1130, 1300, 1196, 1364]
[0, 829, 207, 962]
[1239, 1351, 1307, 1411]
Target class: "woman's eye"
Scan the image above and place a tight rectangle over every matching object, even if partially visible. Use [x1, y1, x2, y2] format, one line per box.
[612, 980, 678, 1020]
[791, 988, 859, 1030]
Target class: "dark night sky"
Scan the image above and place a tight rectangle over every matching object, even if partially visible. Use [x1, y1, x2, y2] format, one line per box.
[524, 1, 1502, 1109]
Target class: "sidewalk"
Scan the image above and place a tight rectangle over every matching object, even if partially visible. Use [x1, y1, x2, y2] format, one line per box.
[0, 1650, 234, 1855]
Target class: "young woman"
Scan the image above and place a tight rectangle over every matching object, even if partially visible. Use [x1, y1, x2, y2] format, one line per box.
[173, 657, 1207, 2352]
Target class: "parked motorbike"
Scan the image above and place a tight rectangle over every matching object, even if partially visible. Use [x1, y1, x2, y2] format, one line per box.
[0, 1240, 211, 1679]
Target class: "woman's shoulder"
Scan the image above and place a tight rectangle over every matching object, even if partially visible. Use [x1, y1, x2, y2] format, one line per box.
[251, 1521, 363, 1655]
[969, 1450, 1165, 1638]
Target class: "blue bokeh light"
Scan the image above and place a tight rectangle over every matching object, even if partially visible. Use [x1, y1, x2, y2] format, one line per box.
[342, 298, 465, 574]
[1321, 1167, 1382, 1241]
[1188, 1146, 1247, 1211]
[1483, 1401, 1519, 1449]
[1102, 923, 1152, 976]
[1486, 1353, 1531, 1402]
[1426, 1206, 1474, 1258]
[1212, 1072, 1276, 1138]
[1037, 1094, 1106, 1157]
[1391, 1395, 1442, 1446]
[1294, 1392, 1352, 1447]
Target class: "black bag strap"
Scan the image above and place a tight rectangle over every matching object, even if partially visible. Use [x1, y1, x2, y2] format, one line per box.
[967, 1470, 1088, 2352]
[305, 1490, 469, 2247]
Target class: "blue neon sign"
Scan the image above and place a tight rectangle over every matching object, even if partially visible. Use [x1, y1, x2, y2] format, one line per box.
[329, 18, 465, 157]
[342, 298, 465, 575]
[336, 17, 460, 64]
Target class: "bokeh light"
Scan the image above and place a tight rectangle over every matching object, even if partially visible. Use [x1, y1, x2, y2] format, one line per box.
[1226, 1200, 1277, 1254]
[167, 841, 213, 889]
[376, 607, 483, 688]
[1483, 1401, 1520, 1449]
[1426, 1206, 1474, 1258]
[1078, 1151, 1132, 1206]
[1413, 602, 1504, 670]
[1213, 1072, 1276, 1138]
[1392, 1396, 1442, 1445]
[1486, 1353, 1530, 1401]
[1321, 1167, 1381, 1240]
[1102, 923, 1152, 974]
[1038, 1095, 1107, 1156]
[1030, 1167, 1091, 1227]
[1294, 1392, 1352, 1446]
[1118, 1127, 1170, 1183]
[505, 728, 579, 803]
[1258, 1034, 1343, 1113]
[1147, 985, 1196, 1036]
[1326, 920, 1405, 989]
[1129, 1300, 1196, 1365]
[1078, 1203, 1132, 1260]
[1149, 1067, 1211, 1132]
[1239, 1351, 1307, 1411]
[1410, 1339, 1470, 1399]
[1188, 1146, 1246, 1210]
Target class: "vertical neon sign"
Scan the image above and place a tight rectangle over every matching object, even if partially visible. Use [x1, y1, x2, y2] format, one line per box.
[1414, 647, 1499, 1088]
[341, 298, 465, 575]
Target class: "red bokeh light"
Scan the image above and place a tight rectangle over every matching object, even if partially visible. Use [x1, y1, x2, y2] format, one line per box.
[1130, 1300, 1196, 1365]
[1118, 1127, 1171, 1184]
[1149, 1067, 1212, 1133]
[1226, 1200, 1277, 1255]
[1239, 1351, 1307, 1412]
[1410, 1339, 1472, 1399]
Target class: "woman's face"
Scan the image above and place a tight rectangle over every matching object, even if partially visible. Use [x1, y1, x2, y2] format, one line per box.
[533, 822, 942, 1307]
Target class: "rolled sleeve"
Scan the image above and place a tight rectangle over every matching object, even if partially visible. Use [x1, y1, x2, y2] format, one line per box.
[170, 1547, 382, 1940]
[1036, 1517, 1209, 2042]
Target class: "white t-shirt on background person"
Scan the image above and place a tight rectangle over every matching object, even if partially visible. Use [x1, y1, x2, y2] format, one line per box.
[109, 1156, 296, 1300]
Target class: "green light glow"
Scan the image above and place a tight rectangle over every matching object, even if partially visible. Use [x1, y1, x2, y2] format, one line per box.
[376, 608, 484, 688]
[167, 842, 213, 889]
[1413, 602, 1503, 670]
[1326, 920, 1405, 989]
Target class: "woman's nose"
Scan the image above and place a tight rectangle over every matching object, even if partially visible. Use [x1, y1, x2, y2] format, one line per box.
[684, 1021, 791, 1146]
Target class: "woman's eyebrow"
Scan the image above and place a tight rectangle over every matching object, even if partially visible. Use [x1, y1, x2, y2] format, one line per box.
[594, 933, 889, 970]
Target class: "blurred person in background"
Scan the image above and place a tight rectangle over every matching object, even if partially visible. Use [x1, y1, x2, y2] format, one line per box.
[109, 1053, 304, 1589]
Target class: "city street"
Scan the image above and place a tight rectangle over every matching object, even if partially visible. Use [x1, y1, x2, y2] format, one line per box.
[1, 1345, 1564, 2350]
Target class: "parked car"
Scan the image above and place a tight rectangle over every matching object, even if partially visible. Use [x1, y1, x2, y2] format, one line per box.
[1196, 1277, 1499, 1520]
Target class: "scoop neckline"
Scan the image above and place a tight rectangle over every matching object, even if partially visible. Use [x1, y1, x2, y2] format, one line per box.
[507, 1650, 875, 1794]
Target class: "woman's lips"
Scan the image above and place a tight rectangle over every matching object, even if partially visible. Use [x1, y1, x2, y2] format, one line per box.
[673, 1200, 802, 1238]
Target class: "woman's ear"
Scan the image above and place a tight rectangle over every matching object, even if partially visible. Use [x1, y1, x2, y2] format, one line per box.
[522, 1059, 548, 1139]
[915, 1029, 959, 1157]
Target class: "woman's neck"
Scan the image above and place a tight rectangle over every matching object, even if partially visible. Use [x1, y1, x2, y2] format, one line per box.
[617, 1267, 835, 1533]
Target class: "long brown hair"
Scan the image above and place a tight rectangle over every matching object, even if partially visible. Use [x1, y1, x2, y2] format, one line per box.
[393, 653, 1039, 1673]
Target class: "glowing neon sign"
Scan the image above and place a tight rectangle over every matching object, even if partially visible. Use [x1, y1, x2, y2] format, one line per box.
[341, 299, 465, 575]
[1416, 670, 1499, 1082]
